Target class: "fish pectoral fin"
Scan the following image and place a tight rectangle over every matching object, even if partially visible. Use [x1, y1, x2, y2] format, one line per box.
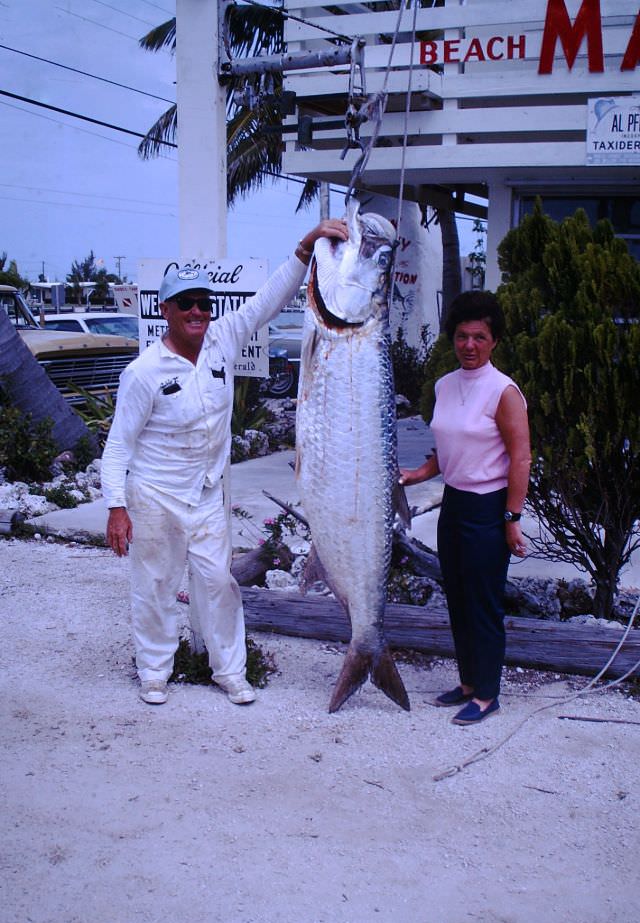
[299, 544, 333, 596]
[328, 641, 411, 713]
[393, 479, 412, 530]
[371, 646, 411, 712]
[328, 643, 371, 713]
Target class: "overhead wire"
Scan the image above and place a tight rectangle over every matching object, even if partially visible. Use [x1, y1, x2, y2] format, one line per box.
[137, 0, 172, 13]
[0, 88, 176, 145]
[87, 0, 155, 27]
[0, 44, 174, 104]
[0, 97, 175, 156]
[54, 5, 141, 41]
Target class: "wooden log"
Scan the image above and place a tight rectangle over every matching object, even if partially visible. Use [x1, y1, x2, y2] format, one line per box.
[241, 587, 640, 679]
[231, 542, 293, 587]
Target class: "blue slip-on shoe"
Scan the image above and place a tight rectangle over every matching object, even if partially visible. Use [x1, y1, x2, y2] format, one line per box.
[451, 698, 500, 725]
[434, 686, 474, 707]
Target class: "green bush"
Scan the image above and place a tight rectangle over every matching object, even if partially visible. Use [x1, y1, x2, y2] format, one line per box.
[496, 202, 640, 618]
[170, 637, 277, 688]
[232, 377, 271, 436]
[43, 484, 80, 509]
[69, 386, 115, 451]
[0, 404, 58, 482]
[418, 333, 457, 421]
[391, 325, 434, 410]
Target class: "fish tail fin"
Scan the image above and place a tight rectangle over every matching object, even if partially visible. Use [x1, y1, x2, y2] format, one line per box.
[371, 645, 411, 712]
[328, 643, 371, 714]
[328, 642, 411, 713]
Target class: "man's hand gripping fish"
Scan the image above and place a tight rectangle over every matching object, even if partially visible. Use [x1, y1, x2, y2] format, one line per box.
[295, 200, 411, 713]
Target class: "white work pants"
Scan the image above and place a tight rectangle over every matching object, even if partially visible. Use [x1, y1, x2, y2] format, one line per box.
[126, 477, 246, 683]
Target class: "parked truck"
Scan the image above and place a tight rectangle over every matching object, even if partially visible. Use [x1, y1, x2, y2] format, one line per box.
[0, 285, 138, 404]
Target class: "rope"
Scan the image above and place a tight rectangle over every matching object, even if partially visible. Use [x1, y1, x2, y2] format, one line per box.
[344, 0, 409, 203]
[432, 592, 640, 782]
[395, 0, 420, 232]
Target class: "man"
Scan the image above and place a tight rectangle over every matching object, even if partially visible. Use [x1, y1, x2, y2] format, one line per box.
[102, 220, 347, 705]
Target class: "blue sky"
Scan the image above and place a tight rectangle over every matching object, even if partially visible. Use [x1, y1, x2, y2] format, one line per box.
[1, 0, 477, 284]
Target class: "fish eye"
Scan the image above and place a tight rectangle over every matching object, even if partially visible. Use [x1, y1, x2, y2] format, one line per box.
[359, 239, 378, 259]
[377, 251, 391, 269]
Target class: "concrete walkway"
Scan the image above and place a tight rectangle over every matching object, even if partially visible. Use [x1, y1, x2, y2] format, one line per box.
[26, 416, 640, 589]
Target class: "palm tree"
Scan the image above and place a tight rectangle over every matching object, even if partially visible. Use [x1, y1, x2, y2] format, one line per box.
[138, 6, 319, 207]
[0, 309, 93, 453]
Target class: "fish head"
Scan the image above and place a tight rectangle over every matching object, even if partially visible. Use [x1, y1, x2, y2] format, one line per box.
[309, 200, 396, 329]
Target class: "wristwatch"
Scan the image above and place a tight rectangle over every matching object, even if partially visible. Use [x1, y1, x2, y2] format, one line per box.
[504, 510, 522, 522]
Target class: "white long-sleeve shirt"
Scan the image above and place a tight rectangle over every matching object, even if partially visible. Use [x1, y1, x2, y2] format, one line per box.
[101, 255, 306, 508]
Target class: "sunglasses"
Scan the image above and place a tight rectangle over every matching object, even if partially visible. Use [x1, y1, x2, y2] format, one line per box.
[172, 295, 213, 313]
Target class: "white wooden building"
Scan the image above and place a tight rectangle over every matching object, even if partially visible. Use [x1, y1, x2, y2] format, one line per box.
[281, 0, 640, 290]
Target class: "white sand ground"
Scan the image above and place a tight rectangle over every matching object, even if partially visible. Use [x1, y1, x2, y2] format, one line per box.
[1, 538, 639, 923]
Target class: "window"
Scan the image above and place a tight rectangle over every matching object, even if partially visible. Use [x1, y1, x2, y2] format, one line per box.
[519, 193, 640, 261]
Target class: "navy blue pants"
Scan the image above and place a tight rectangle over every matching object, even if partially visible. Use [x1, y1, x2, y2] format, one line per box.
[437, 485, 510, 700]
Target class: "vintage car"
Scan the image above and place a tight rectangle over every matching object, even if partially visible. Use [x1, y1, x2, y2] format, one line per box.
[265, 322, 303, 398]
[0, 285, 138, 404]
[42, 311, 139, 340]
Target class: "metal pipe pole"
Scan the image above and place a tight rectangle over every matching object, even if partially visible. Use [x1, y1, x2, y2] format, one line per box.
[176, 0, 227, 261]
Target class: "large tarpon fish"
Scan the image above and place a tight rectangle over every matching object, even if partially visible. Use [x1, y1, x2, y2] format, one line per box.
[295, 200, 410, 713]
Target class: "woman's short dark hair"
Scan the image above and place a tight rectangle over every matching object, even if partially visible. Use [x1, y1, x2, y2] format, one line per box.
[443, 290, 505, 342]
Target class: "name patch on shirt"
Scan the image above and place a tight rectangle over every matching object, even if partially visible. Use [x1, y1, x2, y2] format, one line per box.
[160, 377, 181, 395]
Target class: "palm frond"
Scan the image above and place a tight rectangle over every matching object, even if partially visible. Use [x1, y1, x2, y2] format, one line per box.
[295, 179, 321, 212]
[137, 104, 177, 158]
[139, 18, 176, 53]
[224, 5, 284, 57]
[227, 109, 283, 205]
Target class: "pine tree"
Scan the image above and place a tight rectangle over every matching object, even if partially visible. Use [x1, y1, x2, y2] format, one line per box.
[497, 203, 640, 618]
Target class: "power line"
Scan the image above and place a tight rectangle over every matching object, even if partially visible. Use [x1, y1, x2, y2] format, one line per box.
[0, 90, 347, 193]
[88, 0, 155, 27]
[0, 44, 174, 104]
[0, 88, 177, 146]
[54, 5, 141, 41]
[137, 0, 172, 13]
[0, 193, 175, 219]
[0, 181, 173, 208]
[0, 97, 177, 159]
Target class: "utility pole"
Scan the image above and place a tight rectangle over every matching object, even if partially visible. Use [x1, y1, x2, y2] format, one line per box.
[114, 256, 125, 280]
[175, 0, 227, 261]
[319, 183, 331, 220]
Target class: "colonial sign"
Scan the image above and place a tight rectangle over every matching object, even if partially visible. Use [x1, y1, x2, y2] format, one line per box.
[587, 96, 640, 164]
[137, 258, 269, 377]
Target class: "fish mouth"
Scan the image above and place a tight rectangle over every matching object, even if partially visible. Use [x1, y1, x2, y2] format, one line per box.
[309, 262, 365, 331]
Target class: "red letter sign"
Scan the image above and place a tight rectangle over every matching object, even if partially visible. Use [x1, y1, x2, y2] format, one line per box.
[621, 12, 640, 71]
[539, 0, 604, 74]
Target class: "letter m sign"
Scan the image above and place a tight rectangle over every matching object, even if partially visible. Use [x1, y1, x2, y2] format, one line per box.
[538, 0, 604, 74]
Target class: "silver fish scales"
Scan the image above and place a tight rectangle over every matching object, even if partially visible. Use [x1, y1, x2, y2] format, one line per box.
[295, 200, 410, 713]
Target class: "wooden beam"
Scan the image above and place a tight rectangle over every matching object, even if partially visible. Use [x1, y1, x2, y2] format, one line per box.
[241, 587, 640, 680]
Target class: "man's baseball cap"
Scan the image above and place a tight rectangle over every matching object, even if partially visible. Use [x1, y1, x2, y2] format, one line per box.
[158, 267, 215, 303]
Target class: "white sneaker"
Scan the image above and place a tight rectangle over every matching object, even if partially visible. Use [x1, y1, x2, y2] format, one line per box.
[139, 680, 169, 705]
[215, 675, 256, 705]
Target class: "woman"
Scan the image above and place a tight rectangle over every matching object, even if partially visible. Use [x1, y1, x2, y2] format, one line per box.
[400, 290, 531, 725]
